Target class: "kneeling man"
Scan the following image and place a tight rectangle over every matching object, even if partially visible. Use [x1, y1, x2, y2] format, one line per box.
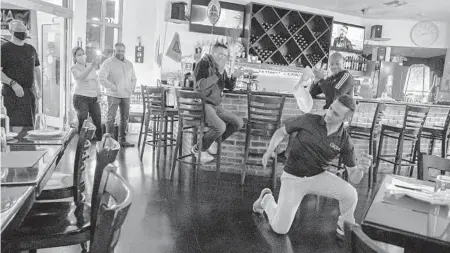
[252, 95, 371, 236]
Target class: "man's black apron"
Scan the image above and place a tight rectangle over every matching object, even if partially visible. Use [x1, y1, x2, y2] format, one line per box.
[2, 85, 36, 127]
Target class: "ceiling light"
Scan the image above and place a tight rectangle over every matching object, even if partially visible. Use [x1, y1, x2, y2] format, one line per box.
[384, 1, 408, 7]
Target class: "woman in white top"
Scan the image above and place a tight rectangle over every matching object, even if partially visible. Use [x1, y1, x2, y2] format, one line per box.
[71, 47, 102, 140]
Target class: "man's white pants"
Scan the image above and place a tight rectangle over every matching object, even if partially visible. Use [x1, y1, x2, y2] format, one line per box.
[263, 171, 358, 234]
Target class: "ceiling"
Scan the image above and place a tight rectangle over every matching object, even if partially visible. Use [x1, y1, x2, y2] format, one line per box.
[363, 45, 447, 57]
[275, 0, 450, 22]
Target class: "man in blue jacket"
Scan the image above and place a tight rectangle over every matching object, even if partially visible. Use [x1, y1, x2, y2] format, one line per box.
[193, 43, 244, 163]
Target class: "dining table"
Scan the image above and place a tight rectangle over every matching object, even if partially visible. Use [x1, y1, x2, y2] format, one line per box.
[1, 127, 76, 234]
[362, 174, 450, 253]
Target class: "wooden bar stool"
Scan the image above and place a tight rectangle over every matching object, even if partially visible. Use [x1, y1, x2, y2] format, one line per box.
[241, 92, 286, 189]
[374, 105, 430, 181]
[419, 110, 450, 158]
[139, 86, 178, 170]
[170, 89, 223, 182]
[346, 102, 386, 188]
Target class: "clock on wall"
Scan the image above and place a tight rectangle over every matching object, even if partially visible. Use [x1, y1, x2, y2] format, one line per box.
[410, 21, 439, 47]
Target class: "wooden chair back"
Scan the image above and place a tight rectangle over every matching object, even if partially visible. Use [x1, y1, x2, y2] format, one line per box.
[417, 152, 450, 181]
[141, 86, 166, 115]
[401, 105, 430, 137]
[247, 92, 286, 136]
[73, 120, 97, 203]
[344, 222, 387, 253]
[176, 89, 206, 128]
[91, 133, 121, 234]
[89, 165, 133, 253]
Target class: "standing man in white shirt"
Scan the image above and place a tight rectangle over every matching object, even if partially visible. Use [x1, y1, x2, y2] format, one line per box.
[98, 42, 137, 147]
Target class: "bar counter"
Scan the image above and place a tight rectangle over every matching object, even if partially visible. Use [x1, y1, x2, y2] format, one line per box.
[181, 90, 450, 181]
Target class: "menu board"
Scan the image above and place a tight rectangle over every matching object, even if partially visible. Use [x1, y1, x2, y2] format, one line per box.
[1, 9, 31, 30]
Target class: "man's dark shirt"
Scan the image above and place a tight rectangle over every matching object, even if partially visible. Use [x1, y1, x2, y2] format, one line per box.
[310, 70, 355, 109]
[1, 42, 40, 89]
[284, 114, 356, 177]
[194, 54, 236, 106]
[333, 37, 353, 50]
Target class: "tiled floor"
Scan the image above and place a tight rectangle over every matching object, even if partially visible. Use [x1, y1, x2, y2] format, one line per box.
[31, 134, 403, 253]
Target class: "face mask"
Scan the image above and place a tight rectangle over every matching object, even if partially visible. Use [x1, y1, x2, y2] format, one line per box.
[13, 32, 27, 41]
[76, 55, 86, 63]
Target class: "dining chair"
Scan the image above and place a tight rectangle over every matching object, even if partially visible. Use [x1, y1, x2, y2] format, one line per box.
[344, 222, 387, 253]
[87, 165, 133, 253]
[2, 134, 121, 253]
[417, 152, 450, 181]
[36, 120, 96, 202]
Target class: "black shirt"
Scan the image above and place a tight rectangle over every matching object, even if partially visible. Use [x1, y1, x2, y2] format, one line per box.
[1, 42, 40, 89]
[284, 114, 356, 177]
[310, 70, 355, 109]
[333, 37, 353, 50]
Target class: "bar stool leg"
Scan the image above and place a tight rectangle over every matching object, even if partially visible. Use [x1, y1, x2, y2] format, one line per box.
[156, 114, 164, 171]
[271, 154, 277, 190]
[374, 131, 385, 184]
[138, 107, 146, 147]
[409, 138, 420, 177]
[215, 139, 222, 180]
[170, 122, 183, 181]
[393, 137, 404, 175]
[241, 127, 251, 186]
[195, 127, 205, 185]
[151, 115, 159, 168]
[442, 135, 448, 158]
[140, 110, 151, 160]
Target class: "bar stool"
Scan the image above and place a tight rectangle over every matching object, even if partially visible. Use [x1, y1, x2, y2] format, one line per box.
[346, 102, 386, 188]
[418, 109, 450, 158]
[374, 105, 430, 181]
[241, 92, 286, 189]
[139, 86, 178, 170]
[170, 89, 222, 182]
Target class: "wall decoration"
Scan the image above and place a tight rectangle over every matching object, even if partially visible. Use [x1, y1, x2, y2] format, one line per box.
[207, 0, 221, 26]
[1, 9, 30, 30]
[166, 32, 182, 62]
[135, 37, 144, 63]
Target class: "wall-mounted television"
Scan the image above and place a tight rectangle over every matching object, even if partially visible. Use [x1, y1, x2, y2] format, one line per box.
[190, 0, 245, 37]
[330, 21, 365, 53]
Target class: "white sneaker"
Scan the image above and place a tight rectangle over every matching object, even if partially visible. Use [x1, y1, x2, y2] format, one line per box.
[208, 141, 218, 155]
[253, 188, 273, 214]
[191, 144, 214, 164]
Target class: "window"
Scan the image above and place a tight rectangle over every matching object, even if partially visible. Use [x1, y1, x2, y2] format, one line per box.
[404, 64, 431, 102]
[86, 0, 123, 62]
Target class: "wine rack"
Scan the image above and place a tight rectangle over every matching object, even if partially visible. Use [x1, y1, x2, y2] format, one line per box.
[246, 3, 333, 68]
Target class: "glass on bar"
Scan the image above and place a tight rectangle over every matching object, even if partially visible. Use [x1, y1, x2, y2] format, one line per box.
[34, 113, 47, 131]
[435, 175, 450, 192]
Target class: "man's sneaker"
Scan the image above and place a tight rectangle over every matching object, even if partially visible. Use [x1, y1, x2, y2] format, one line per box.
[191, 144, 214, 164]
[253, 188, 272, 214]
[207, 141, 218, 155]
[120, 140, 135, 148]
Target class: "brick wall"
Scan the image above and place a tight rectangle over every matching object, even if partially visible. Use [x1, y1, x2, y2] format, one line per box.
[180, 92, 450, 180]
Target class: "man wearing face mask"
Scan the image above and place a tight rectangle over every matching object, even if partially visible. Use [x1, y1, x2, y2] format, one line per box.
[192, 43, 244, 163]
[98, 42, 137, 147]
[1, 20, 42, 127]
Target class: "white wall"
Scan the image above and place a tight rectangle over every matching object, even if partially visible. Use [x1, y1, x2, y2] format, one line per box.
[363, 18, 449, 48]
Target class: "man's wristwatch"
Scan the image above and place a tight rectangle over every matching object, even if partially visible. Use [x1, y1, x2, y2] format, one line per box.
[9, 80, 17, 87]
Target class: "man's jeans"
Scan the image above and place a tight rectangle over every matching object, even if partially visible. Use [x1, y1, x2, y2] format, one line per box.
[106, 96, 130, 141]
[201, 104, 243, 151]
[73, 94, 103, 140]
[263, 171, 358, 235]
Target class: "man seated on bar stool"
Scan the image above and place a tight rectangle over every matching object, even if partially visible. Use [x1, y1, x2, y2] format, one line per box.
[252, 95, 372, 237]
[278, 52, 355, 162]
[192, 42, 244, 163]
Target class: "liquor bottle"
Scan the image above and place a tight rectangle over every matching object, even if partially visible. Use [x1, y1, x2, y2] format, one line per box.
[0, 127, 7, 152]
[0, 96, 9, 135]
